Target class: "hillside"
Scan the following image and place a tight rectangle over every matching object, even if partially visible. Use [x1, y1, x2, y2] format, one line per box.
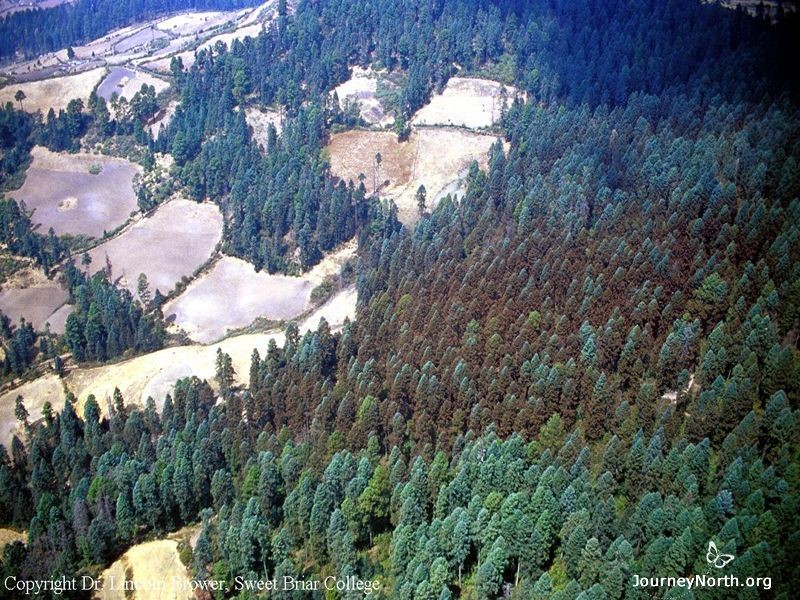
[0, 1, 798, 599]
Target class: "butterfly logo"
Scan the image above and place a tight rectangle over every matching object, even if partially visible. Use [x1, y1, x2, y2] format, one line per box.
[706, 541, 735, 569]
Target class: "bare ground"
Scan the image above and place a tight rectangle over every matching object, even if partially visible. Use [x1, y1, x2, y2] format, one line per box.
[0, 374, 63, 448]
[163, 256, 313, 343]
[87, 198, 223, 296]
[10, 146, 140, 238]
[0, 287, 356, 447]
[164, 240, 355, 343]
[97, 67, 169, 102]
[244, 106, 282, 149]
[0, 528, 26, 553]
[411, 77, 522, 130]
[327, 127, 500, 223]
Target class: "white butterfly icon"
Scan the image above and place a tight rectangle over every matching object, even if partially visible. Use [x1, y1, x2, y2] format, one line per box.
[706, 541, 735, 569]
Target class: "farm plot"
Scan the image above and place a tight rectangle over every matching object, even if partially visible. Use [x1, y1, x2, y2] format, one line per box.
[87, 198, 222, 296]
[0, 265, 68, 332]
[95, 539, 192, 600]
[0, 67, 106, 114]
[0, 287, 356, 438]
[113, 26, 170, 54]
[327, 127, 500, 223]
[0, 285, 68, 332]
[97, 66, 169, 101]
[10, 146, 140, 237]
[411, 77, 522, 129]
[163, 256, 313, 343]
[332, 66, 393, 127]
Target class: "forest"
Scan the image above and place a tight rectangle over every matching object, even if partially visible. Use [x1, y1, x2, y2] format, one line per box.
[0, 0, 799, 598]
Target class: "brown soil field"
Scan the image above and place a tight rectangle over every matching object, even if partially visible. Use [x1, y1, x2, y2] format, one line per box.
[87, 198, 223, 296]
[95, 539, 192, 600]
[331, 66, 393, 127]
[10, 146, 140, 237]
[97, 67, 169, 102]
[327, 128, 500, 223]
[163, 256, 312, 343]
[0, 265, 68, 332]
[411, 77, 522, 130]
[164, 240, 355, 343]
[0, 285, 68, 331]
[0, 67, 106, 114]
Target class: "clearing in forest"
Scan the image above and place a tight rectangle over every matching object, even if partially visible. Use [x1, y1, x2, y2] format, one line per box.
[87, 198, 223, 296]
[0, 67, 106, 114]
[411, 77, 521, 129]
[0, 528, 26, 553]
[0, 287, 356, 446]
[164, 240, 355, 343]
[327, 128, 499, 223]
[96, 66, 169, 101]
[95, 539, 192, 600]
[0, 266, 68, 333]
[331, 66, 394, 127]
[156, 11, 231, 37]
[243, 106, 282, 149]
[163, 256, 313, 344]
[10, 146, 140, 238]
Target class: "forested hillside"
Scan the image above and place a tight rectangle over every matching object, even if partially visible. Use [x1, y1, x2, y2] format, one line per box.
[0, 0, 799, 599]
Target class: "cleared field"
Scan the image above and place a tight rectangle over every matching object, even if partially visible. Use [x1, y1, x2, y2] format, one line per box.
[0, 285, 68, 331]
[0, 374, 63, 448]
[0, 286, 355, 446]
[11, 146, 139, 237]
[327, 128, 499, 223]
[66, 286, 356, 415]
[163, 256, 312, 343]
[164, 240, 355, 343]
[88, 198, 222, 296]
[95, 539, 192, 600]
[97, 67, 169, 102]
[0, 67, 106, 114]
[148, 100, 177, 139]
[411, 77, 521, 129]
[0, 266, 69, 332]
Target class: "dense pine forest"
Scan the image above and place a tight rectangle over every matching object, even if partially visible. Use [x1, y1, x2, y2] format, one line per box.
[0, 0, 799, 598]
